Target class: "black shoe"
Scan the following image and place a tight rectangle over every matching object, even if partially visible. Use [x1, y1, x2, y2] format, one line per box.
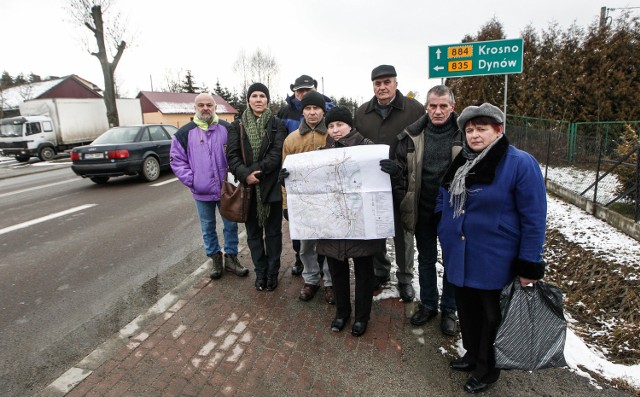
[351, 321, 368, 337]
[291, 254, 303, 276]
[410, 306, 438, 326]
[374, 275, 390, 290]
[255, 277, 266, 291]
[331, 317, 349, 332]
[398, 283, 415, 302]
[441, 311, 458, 336]
[266, 276, 278, 291]
[450, 357, 476, 372]
[464, 377, 490, 394]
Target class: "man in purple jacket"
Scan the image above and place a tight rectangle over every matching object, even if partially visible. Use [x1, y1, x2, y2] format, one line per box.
[170, 93, 248, 279]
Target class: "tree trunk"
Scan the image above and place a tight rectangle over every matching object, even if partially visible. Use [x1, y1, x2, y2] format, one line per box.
[89, 5, 125, 127]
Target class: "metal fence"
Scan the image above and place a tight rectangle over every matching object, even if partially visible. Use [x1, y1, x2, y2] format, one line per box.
[506, 116, 640, 222]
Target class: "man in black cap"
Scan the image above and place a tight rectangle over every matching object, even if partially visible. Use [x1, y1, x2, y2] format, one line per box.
[354, 64, 425, 302]
[277, 75, 335, 276]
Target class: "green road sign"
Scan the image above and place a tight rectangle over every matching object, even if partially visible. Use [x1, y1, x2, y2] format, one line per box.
[428, 38, 524, 78]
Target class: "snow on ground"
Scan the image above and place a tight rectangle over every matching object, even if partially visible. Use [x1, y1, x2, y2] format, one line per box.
[374, 189, 640, 390]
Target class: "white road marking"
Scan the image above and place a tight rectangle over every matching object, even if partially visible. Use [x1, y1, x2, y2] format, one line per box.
[0, 204, 97, 236]
[150, 177, 179, 187]
[0, 179, 81, 199]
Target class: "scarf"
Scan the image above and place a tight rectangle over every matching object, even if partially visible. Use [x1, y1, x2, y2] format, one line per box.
[448, 134, 504, 218]
[241, 108, 272, 226]
[193, 113, 219, 130]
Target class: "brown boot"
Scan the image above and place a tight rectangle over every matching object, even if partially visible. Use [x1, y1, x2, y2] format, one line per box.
[324, 286, 336, 305]
[224, 254, 249, 277]
[210, 252, 223, 279]
[299, 283, 320, 301]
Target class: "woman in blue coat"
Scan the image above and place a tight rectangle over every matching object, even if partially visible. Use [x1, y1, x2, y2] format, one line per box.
[435, 103, 547, 393]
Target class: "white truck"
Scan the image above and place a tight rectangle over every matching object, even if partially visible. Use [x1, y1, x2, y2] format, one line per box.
[0, 98, 143, 162]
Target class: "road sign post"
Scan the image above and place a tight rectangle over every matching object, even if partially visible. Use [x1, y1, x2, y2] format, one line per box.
[428, 38, 524, 79]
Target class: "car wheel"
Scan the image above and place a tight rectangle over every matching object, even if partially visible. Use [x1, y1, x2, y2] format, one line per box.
[39, 146, 55, 161]
[140, 156, 160, 182]
[15, 154, 30, 162]
[90, 176, 110, 184]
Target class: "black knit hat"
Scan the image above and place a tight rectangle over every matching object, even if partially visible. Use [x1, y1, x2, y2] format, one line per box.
[247, 82, 270, 103]
[325, 106, 353, 127]
[300, 91, 325, 111]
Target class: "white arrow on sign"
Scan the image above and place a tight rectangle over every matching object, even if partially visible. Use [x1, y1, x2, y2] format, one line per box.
[436, 49, 442, 60]
[433, 66, 444, 71]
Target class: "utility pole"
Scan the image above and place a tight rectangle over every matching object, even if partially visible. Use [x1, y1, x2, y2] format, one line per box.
[600, 6, 607, 28]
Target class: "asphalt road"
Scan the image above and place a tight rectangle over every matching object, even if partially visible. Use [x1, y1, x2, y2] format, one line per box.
[0, 160, 220, 396]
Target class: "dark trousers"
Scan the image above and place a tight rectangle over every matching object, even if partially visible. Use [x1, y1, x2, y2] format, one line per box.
[415, 215, 456, 313]
[327, 256, 375, 322]
[245, 199, 282, 279]
[455, 286, 502, 383]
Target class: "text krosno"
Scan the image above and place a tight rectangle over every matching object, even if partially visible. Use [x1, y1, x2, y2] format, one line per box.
[477, 44, 520, 71]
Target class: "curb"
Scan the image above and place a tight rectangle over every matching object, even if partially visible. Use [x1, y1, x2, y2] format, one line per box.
[39, 231, 248, 397]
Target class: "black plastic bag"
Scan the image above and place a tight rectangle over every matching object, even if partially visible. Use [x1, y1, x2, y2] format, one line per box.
[494, 278, 567, 370]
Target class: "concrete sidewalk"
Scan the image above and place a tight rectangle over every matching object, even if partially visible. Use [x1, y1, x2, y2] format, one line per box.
[40, 222, 631, 397]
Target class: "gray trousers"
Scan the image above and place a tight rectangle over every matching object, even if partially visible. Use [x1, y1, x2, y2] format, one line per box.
[300, 239, 332, 286]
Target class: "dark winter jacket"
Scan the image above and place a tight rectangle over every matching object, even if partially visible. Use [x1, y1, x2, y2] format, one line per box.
[316, 128, 386, 260]
[226, 116, 287, 203]
[436, 136, 547, 290]
[395, 113, 463, 233]
[354, 90, 425, 158]
[277, 94, 335, 133]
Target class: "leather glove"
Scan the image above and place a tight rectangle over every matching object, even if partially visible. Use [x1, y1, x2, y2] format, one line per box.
[380, 159, 401, 177]
[278, 168, 289, 187]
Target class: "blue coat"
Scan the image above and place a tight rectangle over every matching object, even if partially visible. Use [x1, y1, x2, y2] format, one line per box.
[436, 137, 546, 290]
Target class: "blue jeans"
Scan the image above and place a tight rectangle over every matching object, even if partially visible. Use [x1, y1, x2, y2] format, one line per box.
[415, 214, 456, 314]
[194, 200, 239, 256]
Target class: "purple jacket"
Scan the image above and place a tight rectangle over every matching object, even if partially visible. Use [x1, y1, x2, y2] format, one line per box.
[170, 121, 228, 201]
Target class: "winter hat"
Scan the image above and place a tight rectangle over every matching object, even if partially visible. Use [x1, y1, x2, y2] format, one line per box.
[457, 103, 504, 131]
[325, 106, 353, 127]
[290, 75, 317, 91]
[300, 91, 325, 111]
[247, 82, 270, 103]
[371, 64, 397, 80]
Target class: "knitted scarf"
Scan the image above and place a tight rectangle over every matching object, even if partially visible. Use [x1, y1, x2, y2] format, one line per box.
[448, 134, 504, 218]
[241, 108, 272, 226]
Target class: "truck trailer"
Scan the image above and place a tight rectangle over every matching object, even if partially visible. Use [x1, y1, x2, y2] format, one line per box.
[0, 98, 143, 162]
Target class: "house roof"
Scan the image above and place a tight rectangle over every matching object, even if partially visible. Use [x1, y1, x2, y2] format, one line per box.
[0, 75, 103, 111]
[137, 91, 238, 115]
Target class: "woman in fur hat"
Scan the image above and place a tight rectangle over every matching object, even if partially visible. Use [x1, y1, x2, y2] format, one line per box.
[436, 103, 547, 393]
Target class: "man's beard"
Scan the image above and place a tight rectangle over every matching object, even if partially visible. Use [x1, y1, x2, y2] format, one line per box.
[197, 112, 213, 123]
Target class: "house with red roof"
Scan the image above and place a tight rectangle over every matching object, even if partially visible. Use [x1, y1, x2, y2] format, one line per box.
[0, 75, 103, 117]
[137, 91, 238, 128]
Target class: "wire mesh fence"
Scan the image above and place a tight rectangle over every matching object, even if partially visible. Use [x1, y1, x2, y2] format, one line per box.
[506, 116, 639, 222]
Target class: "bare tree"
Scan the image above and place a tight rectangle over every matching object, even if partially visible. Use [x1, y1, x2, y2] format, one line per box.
[233, 48, 279, 94]
[162, 68, 184, 93]
[233, 50, 250, 94]
[249, 49, 279, 89]
[67, 0, 128, 127]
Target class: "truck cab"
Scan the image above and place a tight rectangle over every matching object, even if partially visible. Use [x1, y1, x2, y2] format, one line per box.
[0, 115, 57, 162]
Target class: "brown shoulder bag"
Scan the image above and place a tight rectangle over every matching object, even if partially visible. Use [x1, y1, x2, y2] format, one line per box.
[220, 123, 252, 223]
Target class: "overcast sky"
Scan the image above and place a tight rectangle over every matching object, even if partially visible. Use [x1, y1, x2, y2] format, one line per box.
[2, 0, 637, 104]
